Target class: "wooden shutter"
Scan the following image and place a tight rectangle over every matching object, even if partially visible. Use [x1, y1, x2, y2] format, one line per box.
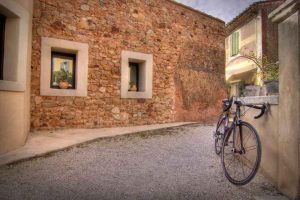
[231, 32, 239, 56]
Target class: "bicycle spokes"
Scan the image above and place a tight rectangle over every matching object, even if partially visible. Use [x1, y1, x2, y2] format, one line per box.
[221, 122, 261, 185]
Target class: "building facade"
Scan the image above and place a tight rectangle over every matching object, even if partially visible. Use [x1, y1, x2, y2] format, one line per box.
[30, 0, 226, 130]
[0, 0, 33, 154]
[225, 0, 283, 96]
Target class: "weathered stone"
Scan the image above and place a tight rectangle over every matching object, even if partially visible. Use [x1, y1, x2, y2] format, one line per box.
[35, 96, 43, 105]
[99, 87, 106, 93]
[111, 107, 120, 114]
[112, 114, 120, 120]
[78, 18, 89, 29]
[120, 112, 129, 120]
[51, 21, 66, 31]
[80, 4, 90, 11]
[88, 84, 98, 92]
[73, 98, 85, 106]
[42, 100, 57, 108]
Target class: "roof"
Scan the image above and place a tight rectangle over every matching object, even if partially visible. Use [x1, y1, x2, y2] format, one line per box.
[226, 0, 284, 34]
[166, 0, 225, 24]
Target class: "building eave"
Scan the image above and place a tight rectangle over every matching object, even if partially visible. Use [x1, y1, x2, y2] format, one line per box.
[226, 0, 284, 35]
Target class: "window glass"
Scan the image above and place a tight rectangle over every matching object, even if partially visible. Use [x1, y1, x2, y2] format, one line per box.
[129, 62, 140, 91]
[51, 52, 76, 89]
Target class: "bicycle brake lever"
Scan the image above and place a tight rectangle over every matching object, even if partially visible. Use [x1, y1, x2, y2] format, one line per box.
[254, 104, 267, 119]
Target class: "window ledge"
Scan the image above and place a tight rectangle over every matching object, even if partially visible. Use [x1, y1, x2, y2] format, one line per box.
[238, 95, 279, 105]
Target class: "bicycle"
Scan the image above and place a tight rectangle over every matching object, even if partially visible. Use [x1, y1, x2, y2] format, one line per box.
[214, 97, 268, 185]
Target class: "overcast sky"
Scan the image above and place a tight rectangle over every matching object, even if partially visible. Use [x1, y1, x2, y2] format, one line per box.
[175, 0, 262, 23]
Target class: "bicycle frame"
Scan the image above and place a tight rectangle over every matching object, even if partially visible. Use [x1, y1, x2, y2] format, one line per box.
[224, 103, 245, 153]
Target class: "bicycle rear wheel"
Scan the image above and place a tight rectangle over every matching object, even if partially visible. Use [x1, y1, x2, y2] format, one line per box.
[214, 114, 226, 155]
[221, 121, 261, 185]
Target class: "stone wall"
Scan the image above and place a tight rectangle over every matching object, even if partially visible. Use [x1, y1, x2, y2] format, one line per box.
[31, 0, 225, 130]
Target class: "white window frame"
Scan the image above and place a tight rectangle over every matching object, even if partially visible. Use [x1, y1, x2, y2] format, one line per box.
[40, 37, 88, 97]
[121, 51, 153, 99]
[0, 0, 30, 91]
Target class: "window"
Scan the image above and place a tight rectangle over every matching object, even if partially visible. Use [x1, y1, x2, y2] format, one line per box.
[231, 32, 239, 56]
[0, 0, 30, 91]
[40, 37, 88, 97]
[0, 14, 5, 80]
[121, 51, 153, 99]
[129, 62, 146, 92]
[51, 52, 76, 89]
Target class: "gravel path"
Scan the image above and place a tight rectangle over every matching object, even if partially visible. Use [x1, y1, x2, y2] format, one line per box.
[0, 124, 282, 200]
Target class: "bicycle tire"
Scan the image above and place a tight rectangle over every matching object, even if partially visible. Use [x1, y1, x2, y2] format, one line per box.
[221, 121, 261, 185]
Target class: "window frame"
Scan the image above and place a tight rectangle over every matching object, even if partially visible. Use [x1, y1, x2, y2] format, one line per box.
[0, 0, 30, 92]
[121, 51, 153, 99]
[40, 37, 88, 97]
[0, 14, 6, 80]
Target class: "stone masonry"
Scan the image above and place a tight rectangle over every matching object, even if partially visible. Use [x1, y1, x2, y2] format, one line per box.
[31, 0, 226, 130]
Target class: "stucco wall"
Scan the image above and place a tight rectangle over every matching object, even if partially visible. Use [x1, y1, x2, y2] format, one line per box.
[225, 16, 259, 83]
[31, 0, 225, 130]
[0, 0, 33, 154]
[241, 101, 279, 183]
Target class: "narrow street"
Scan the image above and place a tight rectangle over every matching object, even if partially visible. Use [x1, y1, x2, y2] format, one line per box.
[0, 124, 283, 200]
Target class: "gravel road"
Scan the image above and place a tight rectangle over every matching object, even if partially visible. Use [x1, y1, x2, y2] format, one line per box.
[0, 124, 283, 200]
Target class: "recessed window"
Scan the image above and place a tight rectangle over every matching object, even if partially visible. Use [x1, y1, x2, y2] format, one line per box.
[0, 1, 30, 92]
[51, 52, 76, 89]
[121, 51, 153, 99]
[0, 14, 6, 80]
[231, 32, 239, 56]
[40, 37, 88, 97]
[129, 62, 145, 92]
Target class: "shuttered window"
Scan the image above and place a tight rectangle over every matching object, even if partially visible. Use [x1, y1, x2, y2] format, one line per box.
[230, 32, 239, 56]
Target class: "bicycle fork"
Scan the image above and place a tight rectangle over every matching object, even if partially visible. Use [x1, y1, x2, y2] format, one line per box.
[225, 122, 245, 154]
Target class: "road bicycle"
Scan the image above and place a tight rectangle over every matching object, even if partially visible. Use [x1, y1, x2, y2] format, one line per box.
[214, 97, 267, 185]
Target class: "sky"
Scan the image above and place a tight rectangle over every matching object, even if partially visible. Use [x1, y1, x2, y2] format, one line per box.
[175, 0, 262, 23]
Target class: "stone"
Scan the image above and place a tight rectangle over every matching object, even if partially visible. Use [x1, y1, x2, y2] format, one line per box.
[73, 98, 85, 106]
[88, 84, 98, 92]
[112, 114, 120, 120]
[120, 112, 129, 120]
[35, 96, 43, 105]
[111, 107, 120, 114]
[51, 21, 66, 31]
[99, 87, 106, 93]
[42, 100, 57, 108]
[78, 18, 89, 29]
[80, 4, 90, 11]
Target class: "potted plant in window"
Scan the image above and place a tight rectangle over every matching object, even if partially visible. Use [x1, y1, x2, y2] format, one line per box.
[239, 51, 279, 95]
[56, 68, 71, 89]
[129, 81, 137, 91]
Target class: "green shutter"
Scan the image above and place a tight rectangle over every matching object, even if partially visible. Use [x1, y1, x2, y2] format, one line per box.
[231, 32, 239, 56]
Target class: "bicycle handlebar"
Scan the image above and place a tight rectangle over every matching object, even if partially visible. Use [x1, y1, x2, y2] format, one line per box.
[244, 103, 268, 119]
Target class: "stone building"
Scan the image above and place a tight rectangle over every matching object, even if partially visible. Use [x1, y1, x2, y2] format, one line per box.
[0, 0, 225, 154]
[225, 0, 283, 96]
[30, 0, 226, 130]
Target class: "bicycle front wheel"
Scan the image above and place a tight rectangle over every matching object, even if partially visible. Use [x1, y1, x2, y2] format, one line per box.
[221, 121, 261, 185]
